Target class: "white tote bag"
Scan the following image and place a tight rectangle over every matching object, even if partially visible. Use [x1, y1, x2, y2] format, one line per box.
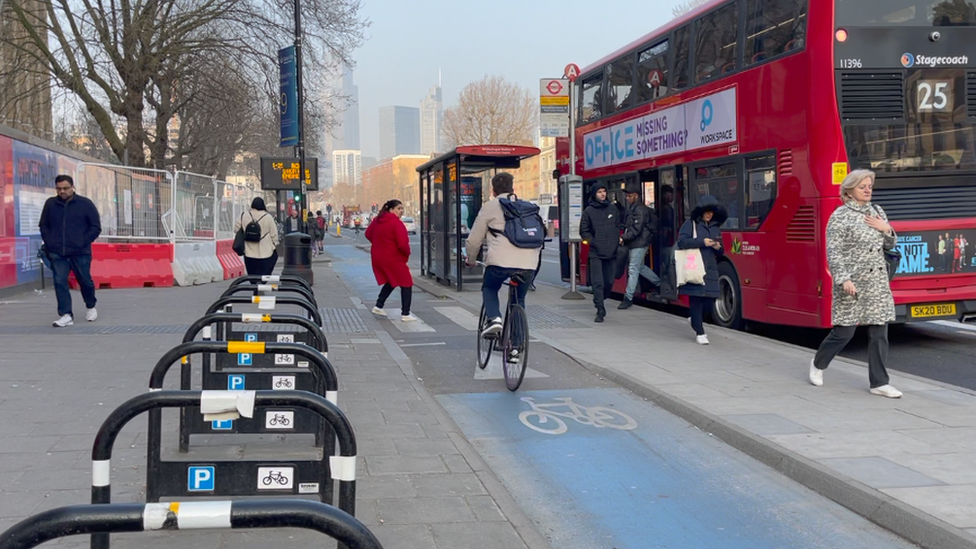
[674, 223, 706, 287]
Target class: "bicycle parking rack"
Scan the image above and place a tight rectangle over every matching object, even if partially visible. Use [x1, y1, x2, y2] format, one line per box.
[229, 274, 313, 292]
[177, 316, 331, 449]
[206, 294, 322, 325]
[153, 340, 338, 452]
[221, 283, 318, 308]
[0, 500, 382, 549]
[89, 390, 357, 548]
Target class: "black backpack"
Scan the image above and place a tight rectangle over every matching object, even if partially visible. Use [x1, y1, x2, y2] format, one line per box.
[488, 195, 546, 249]
[244, 212, 267, 242]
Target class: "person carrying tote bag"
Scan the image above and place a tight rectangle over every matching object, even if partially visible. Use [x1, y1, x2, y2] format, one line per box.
[676, 195, 727, 345]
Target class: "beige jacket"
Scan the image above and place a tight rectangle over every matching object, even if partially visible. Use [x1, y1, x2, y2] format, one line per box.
[465, 193, 540, 270]
[233, 208, 279, 259]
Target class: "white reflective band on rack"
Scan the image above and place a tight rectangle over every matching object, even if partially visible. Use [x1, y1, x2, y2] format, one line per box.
[142, 503, 171, 530]
[326, 391, 338, 406]
[202, 326, 212, 339]
[149, 387, 162, 392]
[257, 296, 276, 310]
[262, 275, 280, 283]
[177, 501, 233, 529]
[257, 284, 277, 292]
[92, 460, 111, 487]
[241, 313, 264, 323]
[200, 390, 256, 421]
[330, 455, 357, 481]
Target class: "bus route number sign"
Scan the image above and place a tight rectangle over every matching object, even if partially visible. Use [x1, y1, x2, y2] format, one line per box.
[916, 80, 952, 112]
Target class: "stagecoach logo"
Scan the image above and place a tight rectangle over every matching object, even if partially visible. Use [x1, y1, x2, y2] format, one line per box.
[901, 52, 969, 68]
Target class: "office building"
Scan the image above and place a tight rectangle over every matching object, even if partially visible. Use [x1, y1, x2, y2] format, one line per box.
[378, 106, 420, 160]
[333, 149, 362, 187]
[419, 85, 442, 155]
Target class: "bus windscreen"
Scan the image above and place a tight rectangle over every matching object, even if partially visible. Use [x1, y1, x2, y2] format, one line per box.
[836, 0, 976, 26]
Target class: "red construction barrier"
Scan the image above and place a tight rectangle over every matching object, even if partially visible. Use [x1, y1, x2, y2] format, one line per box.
[216, 239, 244, 280]
[70, 242, 174, 289]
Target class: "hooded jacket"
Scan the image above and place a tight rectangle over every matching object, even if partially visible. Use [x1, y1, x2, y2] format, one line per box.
[676, 195, 727, 298]
[622, 200, 656, 249]
[365, 211, 413, 288]
[579, 186, 621, 259]
[38, 194, 101, 256]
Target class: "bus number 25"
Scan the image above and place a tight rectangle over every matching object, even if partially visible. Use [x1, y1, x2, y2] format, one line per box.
[918, 81, 951, 111]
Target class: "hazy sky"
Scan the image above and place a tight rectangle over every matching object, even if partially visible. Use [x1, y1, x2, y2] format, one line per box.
[348, 0, 689, 159]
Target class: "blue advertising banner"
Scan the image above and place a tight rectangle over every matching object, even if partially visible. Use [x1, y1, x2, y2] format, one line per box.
[279, 46, 298, 147]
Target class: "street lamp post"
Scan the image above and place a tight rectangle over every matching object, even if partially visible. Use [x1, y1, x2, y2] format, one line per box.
[293, 0, 306, 232]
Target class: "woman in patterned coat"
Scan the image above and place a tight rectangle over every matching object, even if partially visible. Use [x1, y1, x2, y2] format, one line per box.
[808, 170, 901, 398]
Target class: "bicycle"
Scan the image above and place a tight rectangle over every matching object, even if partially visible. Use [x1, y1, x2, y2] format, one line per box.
[476, 262, 531, 391]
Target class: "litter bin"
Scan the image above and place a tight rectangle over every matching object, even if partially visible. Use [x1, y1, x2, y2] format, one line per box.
[282, 232, 314, 286]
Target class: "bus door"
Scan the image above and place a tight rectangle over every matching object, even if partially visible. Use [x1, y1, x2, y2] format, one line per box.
[607, 176, 632, 295]
[657, 166, 684, 301]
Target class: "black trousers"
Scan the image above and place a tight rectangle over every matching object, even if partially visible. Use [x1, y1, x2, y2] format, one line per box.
[244, 251, 278, 277]
[376, 283, 412, 315]
[814, 324, 890, 388]
[589, 254, 616, 312]
[689, 295, 713, 336]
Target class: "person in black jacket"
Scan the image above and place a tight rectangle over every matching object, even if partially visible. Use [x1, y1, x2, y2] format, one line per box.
[38, 174, 102, 327]
[579, 183, 621, 322]
[677, 195, 727, 345]
[619, 182, 660, 309]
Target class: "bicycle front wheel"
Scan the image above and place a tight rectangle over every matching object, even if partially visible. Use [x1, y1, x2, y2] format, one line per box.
[476, 303, 493, 370]
[503, 303, 529, 391]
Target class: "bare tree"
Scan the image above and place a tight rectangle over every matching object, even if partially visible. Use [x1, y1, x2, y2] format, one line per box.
[0, 0, 367, 168]
[672, 0, 712, 17]
[441, 75, 537, 149]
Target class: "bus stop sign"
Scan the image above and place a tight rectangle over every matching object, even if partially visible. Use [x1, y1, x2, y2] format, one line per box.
[564, 63, 580, 82]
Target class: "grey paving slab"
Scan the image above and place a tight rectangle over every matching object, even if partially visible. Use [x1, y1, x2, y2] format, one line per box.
[820, 456, 946, 489]
[365, 455, 448, 476]
[375, 496, 476, 524]
[723, 413, 815, 436]
[431, 522, 528, 549]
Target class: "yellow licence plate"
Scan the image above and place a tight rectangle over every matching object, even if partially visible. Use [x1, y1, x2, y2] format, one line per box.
[911, 303, 956, 318]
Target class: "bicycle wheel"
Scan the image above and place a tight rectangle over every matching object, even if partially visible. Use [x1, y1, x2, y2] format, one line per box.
[503, 303, 529, 391]
[476, 303, 493, 370]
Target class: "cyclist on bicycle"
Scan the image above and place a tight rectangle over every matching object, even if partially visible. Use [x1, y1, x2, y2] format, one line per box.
[465, 172, 541, 343]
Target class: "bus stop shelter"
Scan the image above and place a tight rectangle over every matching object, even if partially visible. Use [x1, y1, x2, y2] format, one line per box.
[417, 145, 540, 290]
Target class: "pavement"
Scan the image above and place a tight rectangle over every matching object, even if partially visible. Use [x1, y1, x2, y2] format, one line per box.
[1, 246, 975, 549]
[408, 266, 976, 549]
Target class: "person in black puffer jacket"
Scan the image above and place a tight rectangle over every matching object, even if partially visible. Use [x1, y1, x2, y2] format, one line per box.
[580, 183, 622, 322]
[677, 194, 727, 345]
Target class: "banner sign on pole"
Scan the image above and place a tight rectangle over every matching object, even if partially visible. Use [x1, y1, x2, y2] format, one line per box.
[279, 46, 299, 147]
[540, 78, 570, 138]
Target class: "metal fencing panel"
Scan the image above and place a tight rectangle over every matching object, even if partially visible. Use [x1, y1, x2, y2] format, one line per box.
[173, 171, 217, 241]
[217, 181, 256, 240]
[75, 164, 173, 242]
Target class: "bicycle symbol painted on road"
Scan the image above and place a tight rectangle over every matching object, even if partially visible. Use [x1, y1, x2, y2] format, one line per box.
[518, 397, 637, 435]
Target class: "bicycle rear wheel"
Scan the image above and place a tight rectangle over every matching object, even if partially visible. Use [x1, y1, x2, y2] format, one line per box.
[503, 304, 529, 391]
[476, 303, 494, 370]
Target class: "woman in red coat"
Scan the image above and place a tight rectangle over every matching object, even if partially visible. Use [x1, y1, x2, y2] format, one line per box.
[365, 199, 416, 321]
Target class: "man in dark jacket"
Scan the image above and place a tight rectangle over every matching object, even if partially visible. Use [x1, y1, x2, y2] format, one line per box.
[619, 182, 660, 309]
[38, 174, 102, 327]
[579, 183, 621, 322]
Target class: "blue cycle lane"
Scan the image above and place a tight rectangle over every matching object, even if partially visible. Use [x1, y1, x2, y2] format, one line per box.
[439, 387, 916, 549]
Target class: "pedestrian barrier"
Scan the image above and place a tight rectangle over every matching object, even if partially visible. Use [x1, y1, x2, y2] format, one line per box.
[215, 239, 245, 279]
[229, 274, 313, 292]
[172, 241, 224, 286]
[69, 243, 174, 289]
[0, 500, 382, 549]
[221, 283, 318, 309]
[206, 295, 323, 326]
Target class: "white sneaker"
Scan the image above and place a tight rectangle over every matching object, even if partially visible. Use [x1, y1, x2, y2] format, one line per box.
[86, 308, 97, 322]
[371, 306, 387, 317]
[401, 314, 419, 322]
[696, 334, 709, 345]
[507, 349, 521, 364]
[481, 317, 503, 338]
[869, 384, 902, 399]
[52, 314, 73, 327]
[809, 358, 823, 387]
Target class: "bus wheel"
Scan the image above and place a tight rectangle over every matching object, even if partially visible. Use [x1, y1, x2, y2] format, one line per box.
[714, 262, 744, 330]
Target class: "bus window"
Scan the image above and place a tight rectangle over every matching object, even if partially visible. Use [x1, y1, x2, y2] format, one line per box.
[636, 40, 669, 104]
[606, 55, 635, 115]
[745, 0, 808, 66]
[745, 155, 777, 229]
[579, 74, 603, 124]
[836, 0, 976, 26]
[694, 2, 739, 83]
[673, 25, 691, 90]
[692, 162, 740, 229]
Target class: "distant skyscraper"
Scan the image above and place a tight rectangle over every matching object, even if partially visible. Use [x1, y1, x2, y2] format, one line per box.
[378, 106, 420, 160]
[322, 65, 360, 188]
[339, 68, 360, 150]
[333, 149, 362, 187]
[419, 84, 442, 155]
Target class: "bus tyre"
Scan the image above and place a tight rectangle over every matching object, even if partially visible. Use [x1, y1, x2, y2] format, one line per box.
[714, 261, 744, 330]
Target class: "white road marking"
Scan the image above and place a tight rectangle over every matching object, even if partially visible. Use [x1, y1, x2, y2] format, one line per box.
[932, 320, 976, 332]
[400, 342, 447, 347]
[434, 306, 479, 331]
[474, 354, 549, 381]
[391, 317, 436, 333]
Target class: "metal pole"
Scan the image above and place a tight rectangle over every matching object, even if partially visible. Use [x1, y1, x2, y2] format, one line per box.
[294, 0, 306, 233]
[561, 80, 583, 300]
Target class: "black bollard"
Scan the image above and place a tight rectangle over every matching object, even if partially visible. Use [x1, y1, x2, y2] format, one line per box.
[282, 232, 314, 286]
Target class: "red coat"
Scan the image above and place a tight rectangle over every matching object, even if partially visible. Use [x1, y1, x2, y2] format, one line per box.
[365, 212, 413, 288]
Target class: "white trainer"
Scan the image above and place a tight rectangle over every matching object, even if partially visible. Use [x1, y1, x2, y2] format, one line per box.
[696, 334, 709, 345]
[370, 306, 387, 317]
[481, 317, 503, 338]
[809, 358, 823, 387]
[86, 308, 98, 322]
[52, 314, 73, 327]
[507, 349, 521, 364]
[401, 314, 419, 322]
[869, 384, 903, 399]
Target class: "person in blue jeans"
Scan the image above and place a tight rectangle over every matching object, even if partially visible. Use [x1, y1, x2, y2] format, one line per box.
[38, 174, 102, 327]
[619, 182, 660, 309]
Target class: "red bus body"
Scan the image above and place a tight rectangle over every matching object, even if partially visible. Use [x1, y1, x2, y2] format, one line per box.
[560, 0, 976, 328]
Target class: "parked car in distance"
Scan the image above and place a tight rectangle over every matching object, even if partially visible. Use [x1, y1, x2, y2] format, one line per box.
[402, 216, 417, 234]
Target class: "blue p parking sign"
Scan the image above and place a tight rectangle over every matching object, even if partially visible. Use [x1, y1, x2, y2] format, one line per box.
[237, 353, 252, 366]
[227, 374, 246, 390]
[188, 466, 215, 491]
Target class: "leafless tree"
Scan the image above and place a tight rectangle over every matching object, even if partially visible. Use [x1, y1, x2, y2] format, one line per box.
[0, 0, 367, 169]
[672, 0, 712, 17]
[441, 75, 537, 149]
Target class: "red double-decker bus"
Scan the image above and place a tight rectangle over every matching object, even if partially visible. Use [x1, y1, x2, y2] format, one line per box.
[558, 0, 976, 329]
